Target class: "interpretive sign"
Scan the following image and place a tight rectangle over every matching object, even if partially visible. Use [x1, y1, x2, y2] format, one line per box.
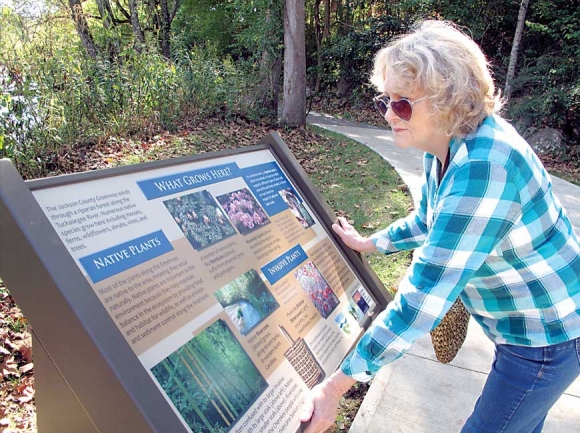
[0, 132, 391, 432]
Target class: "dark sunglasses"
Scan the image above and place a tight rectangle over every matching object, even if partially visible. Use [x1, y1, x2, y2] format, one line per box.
[373, 95, 428, 122]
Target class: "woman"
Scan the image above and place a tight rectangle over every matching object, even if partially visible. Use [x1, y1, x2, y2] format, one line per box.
[300, 20, 580, 433]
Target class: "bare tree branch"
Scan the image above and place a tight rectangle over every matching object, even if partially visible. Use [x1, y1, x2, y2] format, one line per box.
[113, 0, 132, 21]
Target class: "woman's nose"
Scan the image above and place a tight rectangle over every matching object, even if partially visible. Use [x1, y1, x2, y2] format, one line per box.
[384, 106, 395, 124]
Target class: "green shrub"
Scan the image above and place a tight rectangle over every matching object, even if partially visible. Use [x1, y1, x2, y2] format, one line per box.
[1, 38, 261, 176]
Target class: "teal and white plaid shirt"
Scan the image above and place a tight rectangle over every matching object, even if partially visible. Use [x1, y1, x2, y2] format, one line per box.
[342, 115, 580, 382]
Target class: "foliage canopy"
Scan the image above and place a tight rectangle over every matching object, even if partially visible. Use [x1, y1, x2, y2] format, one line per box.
[0, 0, 578, 177]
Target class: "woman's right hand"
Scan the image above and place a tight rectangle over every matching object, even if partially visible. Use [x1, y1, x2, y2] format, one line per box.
[300, 370, 357, 433]
[332, 217, 377, 253]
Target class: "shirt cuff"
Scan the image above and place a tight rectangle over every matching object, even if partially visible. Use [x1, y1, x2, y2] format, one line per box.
[370, 230, 393, 255]
[340, 350, 376, 383]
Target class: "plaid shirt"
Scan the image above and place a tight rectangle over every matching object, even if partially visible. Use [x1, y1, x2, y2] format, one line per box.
[341, 115, 580, 382]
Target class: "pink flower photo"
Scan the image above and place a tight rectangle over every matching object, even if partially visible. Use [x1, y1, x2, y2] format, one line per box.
[216, 188, 270, 235]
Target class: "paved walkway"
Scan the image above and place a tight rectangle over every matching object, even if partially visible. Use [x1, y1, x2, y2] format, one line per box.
[306, 111, 580, 433]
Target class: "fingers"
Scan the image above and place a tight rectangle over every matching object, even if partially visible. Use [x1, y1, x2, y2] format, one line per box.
[332, 217, 351, 237]
[301, 405, 333, 433]
[299, 376, 349, 433]
[299, 393, 315, 423]
[299, 420, 311, 433]
[332, 222, 344, 237]
[335, 217, 351, 230]
[333, 217, 358, 248]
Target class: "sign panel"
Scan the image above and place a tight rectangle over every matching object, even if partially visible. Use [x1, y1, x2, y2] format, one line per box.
[0, 133, 389, 432]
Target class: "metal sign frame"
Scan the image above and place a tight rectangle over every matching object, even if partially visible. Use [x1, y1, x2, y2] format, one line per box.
[0, 132, 391, 432]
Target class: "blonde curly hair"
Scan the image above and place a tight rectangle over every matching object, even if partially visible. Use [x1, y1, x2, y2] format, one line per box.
[370, 20, 502, 138]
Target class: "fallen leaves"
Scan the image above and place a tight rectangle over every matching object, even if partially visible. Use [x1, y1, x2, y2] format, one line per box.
[362, 220, 382, 229]
[329, 381, 371, 433]
[0, 359, 18, 381]
[0, 282, 36, 432]
[5, 338, 32, 365]
[14, 379, 34, 404]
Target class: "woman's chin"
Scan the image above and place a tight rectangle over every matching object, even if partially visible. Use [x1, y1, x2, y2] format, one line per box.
[393, 138, 410, 149]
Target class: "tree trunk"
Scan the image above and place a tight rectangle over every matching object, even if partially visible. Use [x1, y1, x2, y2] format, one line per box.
[95, 0, 114, 29]
[505, 0, 530, 100]
[281, 0, 306, 126]
[158, 0, 172, 58]
[323, 0, 330, 39]
[314, 0, 322, 93]
[272, 52, 283, 115]
[146, 0, 160, 31]
[257, 7, 283, 116]
[258, 48, 282, 115]
[96, 0, 121, 59]
[68, 0, 99, 58]
[128, 0, 146, 52]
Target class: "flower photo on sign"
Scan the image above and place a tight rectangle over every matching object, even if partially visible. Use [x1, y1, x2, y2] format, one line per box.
[216, 188, 270, 235]
[294, 261, 340, 319]
[164, 190, 236, 250]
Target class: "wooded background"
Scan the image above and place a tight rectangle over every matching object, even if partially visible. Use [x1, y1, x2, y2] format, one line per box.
[1, 0, 578, 177]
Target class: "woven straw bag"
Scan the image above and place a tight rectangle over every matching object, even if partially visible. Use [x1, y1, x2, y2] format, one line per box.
[429, 297, 470, 363]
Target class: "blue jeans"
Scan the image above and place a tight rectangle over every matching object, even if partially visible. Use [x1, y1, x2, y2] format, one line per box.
[462, 337, 580, 432]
